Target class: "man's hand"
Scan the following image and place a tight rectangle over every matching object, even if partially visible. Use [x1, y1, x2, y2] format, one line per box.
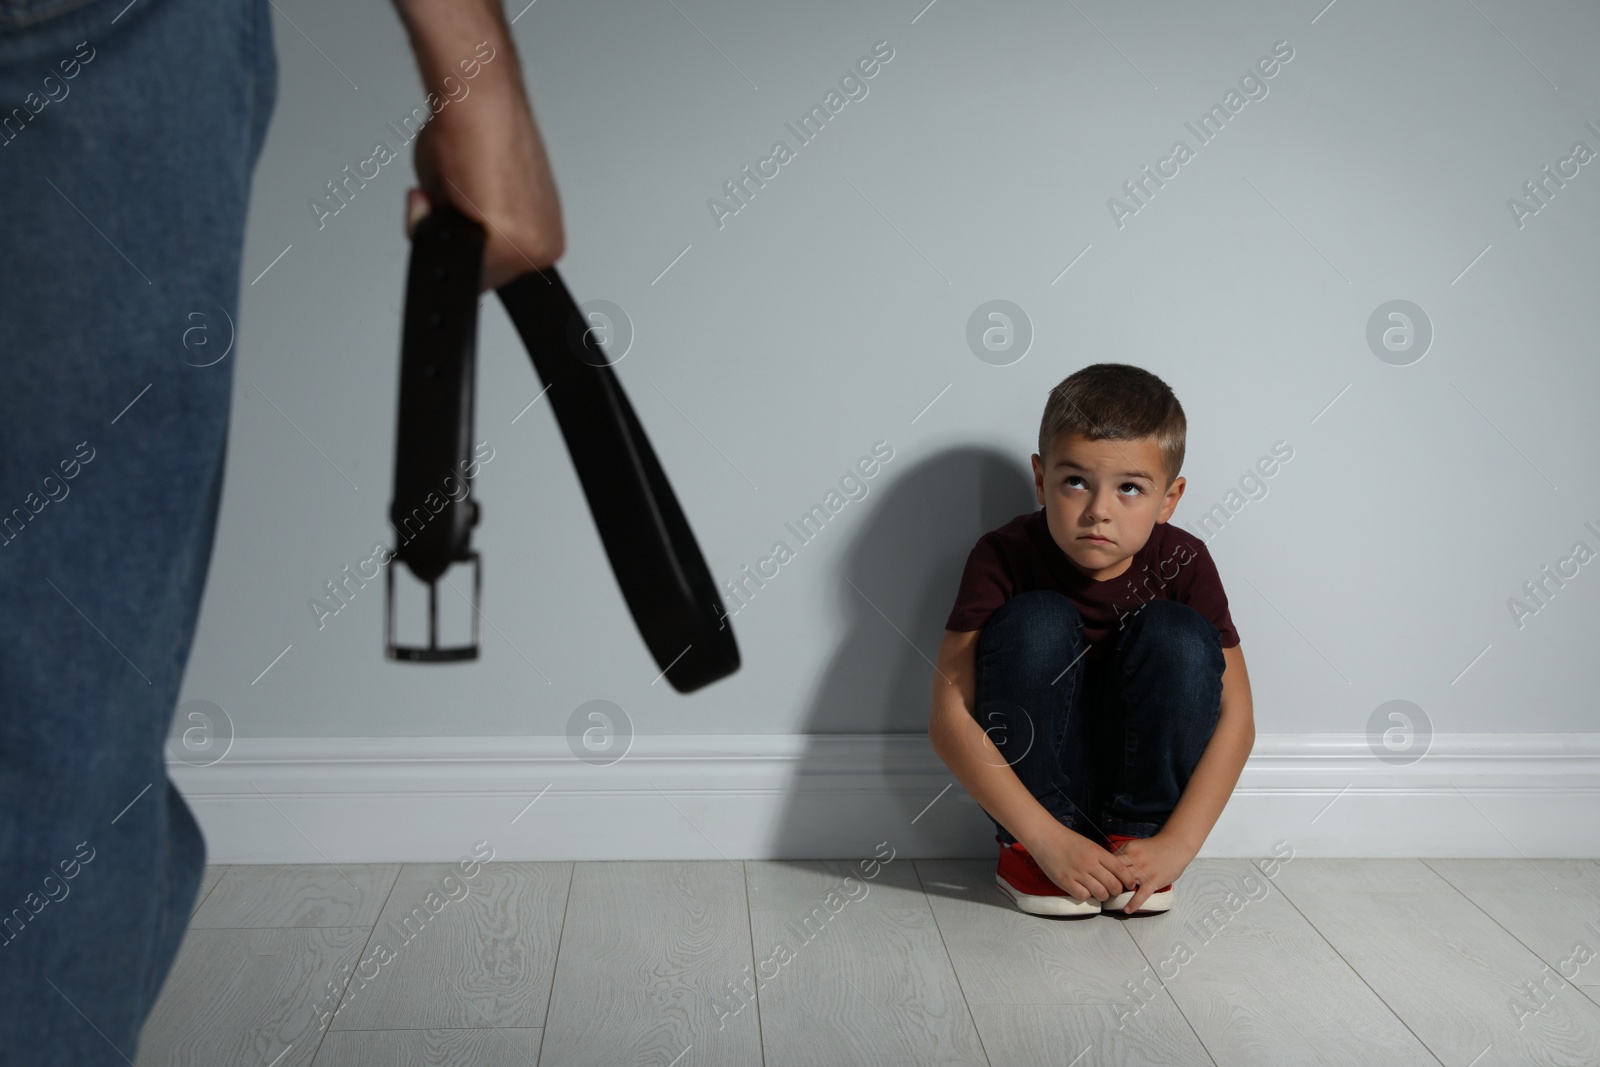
[392, 0, 564, 291]
[1110, 832, 1195, 914]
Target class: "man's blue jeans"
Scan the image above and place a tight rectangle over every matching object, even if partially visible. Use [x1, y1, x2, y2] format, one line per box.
[0, 0, 275, 1062]
[974, 590, 1225, 845]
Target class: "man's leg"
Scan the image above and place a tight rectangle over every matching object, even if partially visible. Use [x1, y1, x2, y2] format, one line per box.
[0, 0, 276, 1061]
[1096, 599, 1225, 838]
[973, 590, 1097, 843]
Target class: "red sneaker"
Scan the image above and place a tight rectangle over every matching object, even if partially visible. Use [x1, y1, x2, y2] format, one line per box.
[994, 835, 1101, 916]
[1102, 833, 1174, 914]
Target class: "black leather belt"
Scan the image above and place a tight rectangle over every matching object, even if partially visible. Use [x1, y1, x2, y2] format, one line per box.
[384, 202, 739, 694]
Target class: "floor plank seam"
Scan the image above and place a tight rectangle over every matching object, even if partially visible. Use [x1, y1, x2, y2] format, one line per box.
[308, 865, 403, 1065]
[532, 860, 576, 1067]
[909, 859, 994, 1067]
[1270, 871, 1449, 1067]
[740, 860, 770, 1067]
[1420, 857, 1600, 1028]
[1109, 869, 1222, 1067]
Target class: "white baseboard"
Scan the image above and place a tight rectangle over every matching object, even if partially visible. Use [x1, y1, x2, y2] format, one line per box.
[170, 733, 1600, 864]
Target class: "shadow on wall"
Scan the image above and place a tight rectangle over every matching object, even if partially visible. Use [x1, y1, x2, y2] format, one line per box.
[764, 445, 1036, 859]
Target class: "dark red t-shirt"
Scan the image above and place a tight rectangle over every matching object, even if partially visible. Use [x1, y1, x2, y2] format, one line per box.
[944, 508, 1240, 660]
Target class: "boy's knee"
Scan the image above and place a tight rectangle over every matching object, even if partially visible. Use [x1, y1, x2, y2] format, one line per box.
[1124, 599, 1220, 673]
[978, 590, 1082, 660]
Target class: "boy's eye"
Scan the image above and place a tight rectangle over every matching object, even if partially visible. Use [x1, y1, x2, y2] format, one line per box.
[1064, 475, 1143, 496]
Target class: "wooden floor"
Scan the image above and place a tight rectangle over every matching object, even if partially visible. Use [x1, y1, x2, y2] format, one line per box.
[135, 856, 1600, 1066]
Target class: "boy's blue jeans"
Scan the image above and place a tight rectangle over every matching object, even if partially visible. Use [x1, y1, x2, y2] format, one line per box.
[974, 590, 1226, 845]
[0, 0, 275, 1063]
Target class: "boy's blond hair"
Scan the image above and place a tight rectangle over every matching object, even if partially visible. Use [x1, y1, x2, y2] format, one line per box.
[1037, 363, 1187, 487]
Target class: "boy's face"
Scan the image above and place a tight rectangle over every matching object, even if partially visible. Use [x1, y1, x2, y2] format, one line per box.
[1031, 431, 1186, 582]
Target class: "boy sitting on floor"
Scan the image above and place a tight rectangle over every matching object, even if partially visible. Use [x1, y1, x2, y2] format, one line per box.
[929, 363, 1255, 916]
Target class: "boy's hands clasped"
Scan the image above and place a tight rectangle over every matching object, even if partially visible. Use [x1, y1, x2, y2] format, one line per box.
[1109, 833, 1194, 913]
[1025, 824, 1135, 904]
[1026, 824, 1195, 913]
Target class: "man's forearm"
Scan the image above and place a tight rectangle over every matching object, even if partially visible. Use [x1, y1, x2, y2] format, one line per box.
[390, 0, 521, 99]
[386, 0, 564, 280]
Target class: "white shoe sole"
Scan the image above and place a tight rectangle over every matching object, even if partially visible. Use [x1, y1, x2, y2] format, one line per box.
[995, 874, 1102, 916]
[1104, 887, 1174, 914]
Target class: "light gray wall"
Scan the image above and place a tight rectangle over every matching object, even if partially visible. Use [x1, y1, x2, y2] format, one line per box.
[180, 0, 1600, 743]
